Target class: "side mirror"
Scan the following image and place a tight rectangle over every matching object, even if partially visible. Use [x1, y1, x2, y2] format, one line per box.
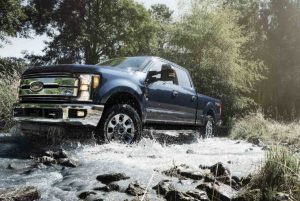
[161, 64, 176, 82]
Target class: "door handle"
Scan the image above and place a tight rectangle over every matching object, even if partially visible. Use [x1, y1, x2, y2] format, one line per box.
[192, 95, 196, 102]
[172, 90, 178, 97]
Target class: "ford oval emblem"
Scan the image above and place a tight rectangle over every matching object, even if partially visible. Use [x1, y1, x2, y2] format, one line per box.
[30, 81, 44, 92]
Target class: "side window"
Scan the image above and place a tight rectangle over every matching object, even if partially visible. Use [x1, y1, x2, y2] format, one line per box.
[148, 61, 177, 85]
[149, 61, 162, 80]
[175, 67, 192, 88]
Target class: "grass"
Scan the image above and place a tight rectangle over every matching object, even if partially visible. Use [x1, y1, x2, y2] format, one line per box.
[230, 112, 300, 151]
[230, 112, 300, 200]
[0, 79, 18, 132]
[240, 146, 300, 201]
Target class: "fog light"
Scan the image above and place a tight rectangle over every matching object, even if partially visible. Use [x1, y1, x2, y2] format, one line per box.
[77, 111, 85, 117]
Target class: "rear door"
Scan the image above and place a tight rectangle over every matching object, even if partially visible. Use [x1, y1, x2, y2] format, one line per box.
[172, 67, 197, 124]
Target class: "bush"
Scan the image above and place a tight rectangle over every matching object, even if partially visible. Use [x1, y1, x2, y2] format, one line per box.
[0, 80, 18, 131]
[230, 112, 300, 150]
[241, 146, 300, 201]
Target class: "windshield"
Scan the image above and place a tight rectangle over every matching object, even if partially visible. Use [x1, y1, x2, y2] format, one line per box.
[98, 57, 149, 71]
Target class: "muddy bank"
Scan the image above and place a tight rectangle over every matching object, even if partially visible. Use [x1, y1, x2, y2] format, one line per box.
[0, 130, 264, 200]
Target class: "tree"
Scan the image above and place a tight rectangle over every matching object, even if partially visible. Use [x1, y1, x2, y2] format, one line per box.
[257, 0, 300, 120]
[27, 0, 156, 65]
[165, 0, 264, 121]
[0, 0, 27, 46]
[149, 4, 174, 56]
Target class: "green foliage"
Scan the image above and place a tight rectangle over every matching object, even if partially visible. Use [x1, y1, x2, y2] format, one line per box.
[164, 0, 264, 121]
[0, 57, 26, 80]
[0, 0, 27, 45]
[241, 147, 300, 201]
[0, 57, 26, 131]
[26, 0, 156, 65]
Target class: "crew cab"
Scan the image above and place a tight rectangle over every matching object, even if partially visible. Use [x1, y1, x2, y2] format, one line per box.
[13, 56, 222, 143]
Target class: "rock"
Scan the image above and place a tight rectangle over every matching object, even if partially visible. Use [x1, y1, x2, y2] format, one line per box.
[186, 149, 195, 154]
[53, 149, 69, 159]
[126, 182, 145, 196]
[197, 182, 239, 201]
[38, 156, 56, 166]
[210, 162, 230, 177]
[240, 175, 252, 186]
[44, 150, 54, 157]
[186, 190, 209, 201]
[94, 183, 120, 192]
[247, 136, 265, 147]
[163, 165, 205, 180]
[6, 164, 14, 170]
[164, 190, 194, 201]
[96, 173, 130, 184]
[0, 186, 40, 201]
[152, 180, 173, 196]
[78, 191, 97, 199]
[57, 158, 77, 168]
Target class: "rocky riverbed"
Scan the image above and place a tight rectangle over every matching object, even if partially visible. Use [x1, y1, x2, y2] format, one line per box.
[0, 130, 265, 201]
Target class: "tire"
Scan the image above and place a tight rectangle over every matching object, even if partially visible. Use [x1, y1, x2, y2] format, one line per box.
[96, 104, 142, 144]
[200, 115, 216, 138]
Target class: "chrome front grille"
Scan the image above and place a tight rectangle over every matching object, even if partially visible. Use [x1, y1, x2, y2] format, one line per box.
[19, 76, 79, 97]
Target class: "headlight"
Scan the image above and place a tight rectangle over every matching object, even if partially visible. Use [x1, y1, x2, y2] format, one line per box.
[78, 74, 100, 101]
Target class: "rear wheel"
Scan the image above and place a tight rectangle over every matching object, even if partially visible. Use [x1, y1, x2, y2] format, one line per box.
[200, 115, 216, 138]
[97, 104, 142, 144]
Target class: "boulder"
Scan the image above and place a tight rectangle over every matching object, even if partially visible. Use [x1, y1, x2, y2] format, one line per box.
[186, 190, 210, 201]
[152, 180, 173, 196]
[0, 186, 40, 201]
[37, 156, 56, 166]
[96, 173, 129, 184]
[53, 149, 69, 159]
[164, 190, 194, 201]
[78, 191, 97, 199]
[57, 158, 77, 168]
[94, 183, 120, 192]
[197, 182, 239, 201]
[163, 165, 205, 180]
[210, 162, 230, 177]
[125, 182, 145, 196]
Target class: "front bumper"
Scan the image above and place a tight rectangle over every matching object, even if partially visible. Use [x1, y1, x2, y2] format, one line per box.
[13, 103, 104, 127]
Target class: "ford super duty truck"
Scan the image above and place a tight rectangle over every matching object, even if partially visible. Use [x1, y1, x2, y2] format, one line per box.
[13, 56, 222, 143]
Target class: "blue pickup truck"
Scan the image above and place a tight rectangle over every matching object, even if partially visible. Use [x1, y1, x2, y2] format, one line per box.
[14, 56, 222, 143]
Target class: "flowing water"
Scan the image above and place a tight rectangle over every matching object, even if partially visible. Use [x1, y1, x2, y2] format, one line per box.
[0, 130, 264, 201]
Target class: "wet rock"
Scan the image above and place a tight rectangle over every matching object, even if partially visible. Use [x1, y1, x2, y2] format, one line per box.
[247, 136, 265, 147]
[96, 173, 130, 184]
[78, 191, 97, 199]
[186, 149, 195, 154]
[37, 156, 56, 166]
[126, 181, 145, 196]
[197, 182, 239, 201]
[57, 158, 77, 168]
[53, 149, 69, 159]
[94, 183, 120, 192]
[0, 186, 40, 201]
[6, 164, 14, 170]
[153, 180, 173, 196]
[186, 190, 209, 201]
[164, 190, 193, 201]
[210, 162, 230, 177]
[240, 175, 252, 186]
[163, 165, 205, 180]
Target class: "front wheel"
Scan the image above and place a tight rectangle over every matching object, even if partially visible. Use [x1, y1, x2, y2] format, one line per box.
[200, 115, 216, 138]
[96, 104, 142, 144]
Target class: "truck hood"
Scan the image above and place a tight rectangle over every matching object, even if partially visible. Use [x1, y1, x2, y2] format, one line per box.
[22, 64, 141, 76]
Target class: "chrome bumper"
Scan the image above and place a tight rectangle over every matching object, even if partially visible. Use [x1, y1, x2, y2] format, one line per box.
[13, 103, 104, 127]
